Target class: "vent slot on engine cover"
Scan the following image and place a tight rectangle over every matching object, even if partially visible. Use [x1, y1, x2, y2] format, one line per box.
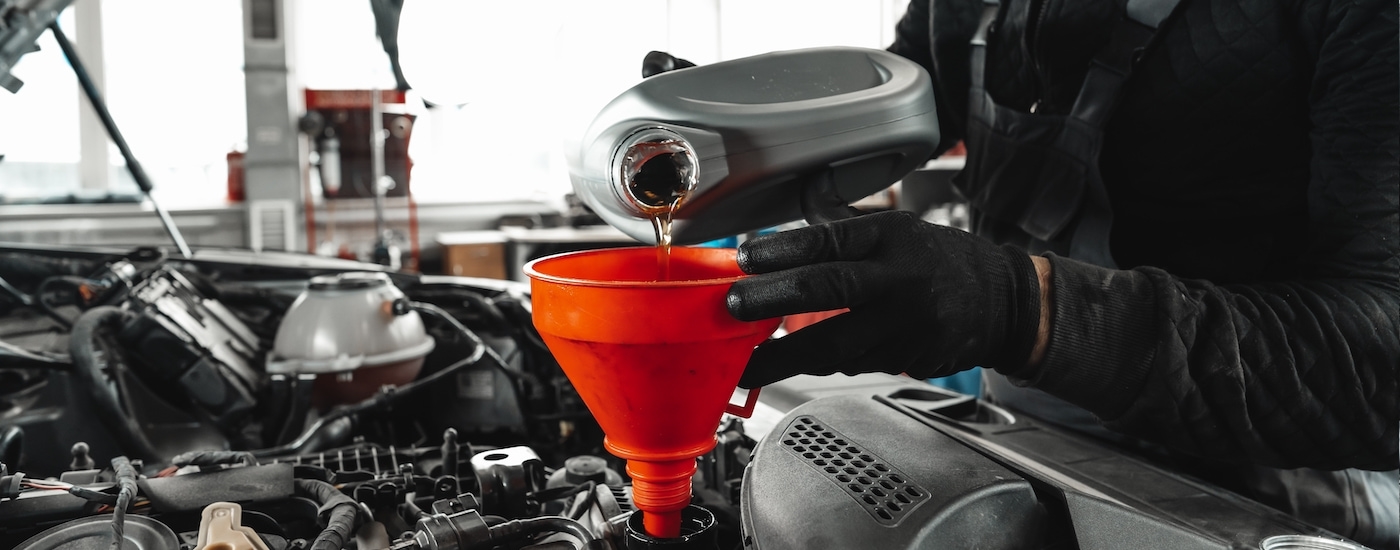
[779, 415, 930, 525]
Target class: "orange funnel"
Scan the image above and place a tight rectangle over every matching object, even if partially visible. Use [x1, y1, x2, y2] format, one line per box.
[525, 247, 779, 538]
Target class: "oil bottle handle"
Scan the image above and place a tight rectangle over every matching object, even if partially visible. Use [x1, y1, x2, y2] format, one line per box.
[725, 387, 761, 418]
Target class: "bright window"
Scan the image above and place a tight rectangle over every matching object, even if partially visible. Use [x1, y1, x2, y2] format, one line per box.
[102, 0, 247, 207]
[0, 1, 244, 207]
[0, 10, 81, 201]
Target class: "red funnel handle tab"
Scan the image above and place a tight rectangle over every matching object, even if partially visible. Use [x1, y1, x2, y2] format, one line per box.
[725, 387, 761, 419]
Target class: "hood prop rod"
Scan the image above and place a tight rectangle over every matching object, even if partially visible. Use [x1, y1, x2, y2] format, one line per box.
[49, 21, 192, 259]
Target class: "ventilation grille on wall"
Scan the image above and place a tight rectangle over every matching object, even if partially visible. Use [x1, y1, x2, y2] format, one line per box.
[780, 415, 930, 525]
[249, 199, 295, 252]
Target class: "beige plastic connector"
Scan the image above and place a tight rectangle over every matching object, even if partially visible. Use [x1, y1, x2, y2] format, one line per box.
[195, 501, 271, 550]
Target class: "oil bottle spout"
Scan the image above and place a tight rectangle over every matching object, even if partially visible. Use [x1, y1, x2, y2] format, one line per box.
[569, 47, 941, 245]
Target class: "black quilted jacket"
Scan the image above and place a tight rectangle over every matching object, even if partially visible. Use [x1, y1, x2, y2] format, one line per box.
[889, 0, 1398, 471]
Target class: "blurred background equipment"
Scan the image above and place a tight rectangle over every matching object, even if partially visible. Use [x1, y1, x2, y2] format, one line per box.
[299, 89, 420, 270]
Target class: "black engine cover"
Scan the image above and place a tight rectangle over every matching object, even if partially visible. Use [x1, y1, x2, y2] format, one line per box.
[741, 395, 1046, 549]
[742, 393, 1361, 550]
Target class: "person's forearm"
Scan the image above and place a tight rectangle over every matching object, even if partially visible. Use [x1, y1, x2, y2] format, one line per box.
[1028, 255, 1051, 368]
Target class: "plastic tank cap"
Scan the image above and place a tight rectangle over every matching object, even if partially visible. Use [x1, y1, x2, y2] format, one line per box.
[195, 502, 270, 550]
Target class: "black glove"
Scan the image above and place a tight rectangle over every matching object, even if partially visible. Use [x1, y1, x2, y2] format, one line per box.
[725, 211, 1042, 388]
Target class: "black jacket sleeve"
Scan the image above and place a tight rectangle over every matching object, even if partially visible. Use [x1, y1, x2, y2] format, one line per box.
[1007, 0, 1399, 471]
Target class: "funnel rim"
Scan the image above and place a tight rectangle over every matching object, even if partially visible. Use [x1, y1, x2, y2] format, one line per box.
[523, 246, 747, 288]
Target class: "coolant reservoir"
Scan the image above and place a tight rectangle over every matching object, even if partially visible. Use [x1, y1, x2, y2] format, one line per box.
[570, 47, 940, 244]
[268, 272, 434, 406]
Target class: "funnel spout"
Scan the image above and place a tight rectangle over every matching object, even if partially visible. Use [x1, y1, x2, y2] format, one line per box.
[627, 458, 696, 538]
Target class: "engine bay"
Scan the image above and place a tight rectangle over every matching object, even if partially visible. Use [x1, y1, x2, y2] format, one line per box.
[0, 245, 1371, 550]
[0, 245, 753, 549]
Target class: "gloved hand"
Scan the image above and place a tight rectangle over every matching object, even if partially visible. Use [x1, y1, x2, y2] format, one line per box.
[725, 211, 1043, 388]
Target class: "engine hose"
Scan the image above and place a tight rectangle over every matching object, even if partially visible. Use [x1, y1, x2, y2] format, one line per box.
[0, 253, 95, 288]
[294, 479, 362, 550]
[399, 501, 425, 525]
[69, 306, 161, 460]
[313, 505, 358, 550]
[253, 356, 467, 459]
[0, 426, 21, 467]
[36, 275, 88, 329]
[0, 274, 33, 307]
[410, 302, 532, 387]
[482, 515, 507, 527]
[487, 516, 603, 550]
[569, 483, 599, 521]
[170, 450, 257, 468]
[109, 456, 138, 550]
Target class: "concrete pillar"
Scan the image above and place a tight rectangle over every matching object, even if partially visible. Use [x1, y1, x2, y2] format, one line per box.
[75, 0, 109, 191]
[242, 0, 304, 251]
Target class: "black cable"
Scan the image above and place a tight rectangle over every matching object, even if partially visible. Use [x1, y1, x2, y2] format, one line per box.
[252, 348, 485, 458]
[35, 276, 87, 329]
[487, 516, 600, 549]
[66, 485, 119, 505]
[294, 479, 361, 550]
[0, 426, 20, 467]
[170, 450, 258, 468]
[568, 483, 598, 521]
[254, 303, 519, 459]
[531, 480, 594, 503]
[399, 500, 425, 525]
[0, 274, 33, 307]
[314, 504, 358, 550]
[70, 307, 161, 460]
[410, 301, 530, 386]
[109, 456, 137, 550]
[274, 377, 315, 446]
[457, 292, 509, 330]
[0, 339, 71, 371]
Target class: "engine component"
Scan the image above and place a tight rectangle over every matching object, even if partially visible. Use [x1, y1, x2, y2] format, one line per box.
[622, 506, 718, 550]
[470, 446, 544, 518]
[400, 506, 494, 550]
[743, 393, 1372, 550]
[0, 462, 21, 499]
[70, 442, 95, 471]
[264, 437, 469, 482]
[295, 478, 363, 550]
[195, 502, 271, 550]
[394, 506, 602, 550]
[269, 272, 434, 407]
[15, 515, 179, 550]
[572, 483, 633, 522]
[546, 455, 623, 489]
[744, 401, 1036, 549]
[113, 265, 262, 429]
[138, 463, 293, 513]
